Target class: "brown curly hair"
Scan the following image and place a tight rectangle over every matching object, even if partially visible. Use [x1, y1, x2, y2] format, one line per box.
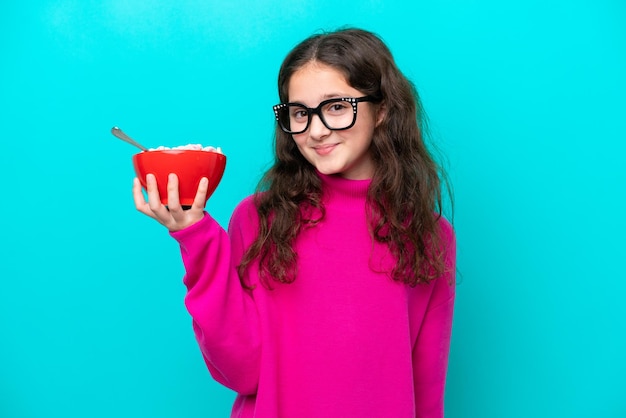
[238, 28, 453, 289]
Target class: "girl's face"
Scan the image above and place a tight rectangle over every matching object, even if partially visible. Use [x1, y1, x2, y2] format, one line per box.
[287, 62, 383, 180]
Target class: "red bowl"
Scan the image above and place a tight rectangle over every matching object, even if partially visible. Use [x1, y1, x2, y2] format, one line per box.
[133, 150, 226, 207]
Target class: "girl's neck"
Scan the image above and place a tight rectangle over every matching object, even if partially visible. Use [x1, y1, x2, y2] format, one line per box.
[317, 171, 371, 203]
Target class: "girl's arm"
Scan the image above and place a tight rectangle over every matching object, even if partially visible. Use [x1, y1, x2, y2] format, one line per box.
[133, 174, 262, 394]
[412, 218, 456, 418]
[412, 289, 455, 417]
[170, 205, 261, 396]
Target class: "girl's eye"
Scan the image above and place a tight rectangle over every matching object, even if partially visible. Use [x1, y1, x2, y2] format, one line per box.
[291, 108, 308, 120]
[325, 101, 350, 114]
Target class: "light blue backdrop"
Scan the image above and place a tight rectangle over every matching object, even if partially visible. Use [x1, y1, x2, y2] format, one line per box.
[1, 1, 624, 417]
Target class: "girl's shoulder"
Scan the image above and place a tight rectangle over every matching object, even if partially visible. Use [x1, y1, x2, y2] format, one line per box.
[229, 193, 262, 234]
[435, 214, 456, 287]
[436, 214, 455, 245]
[234, 194, 258, 212]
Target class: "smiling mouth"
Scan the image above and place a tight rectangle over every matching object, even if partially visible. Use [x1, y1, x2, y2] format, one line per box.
[313, 144, 338, 155]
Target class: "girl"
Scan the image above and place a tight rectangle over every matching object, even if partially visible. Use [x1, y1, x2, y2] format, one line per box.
[133, 28, 456, 418]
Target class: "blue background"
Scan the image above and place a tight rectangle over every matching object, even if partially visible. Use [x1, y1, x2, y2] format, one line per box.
[1, 1, 624, 417]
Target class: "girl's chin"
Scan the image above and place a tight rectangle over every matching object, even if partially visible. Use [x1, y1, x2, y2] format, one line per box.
[313, 164, 343, 176]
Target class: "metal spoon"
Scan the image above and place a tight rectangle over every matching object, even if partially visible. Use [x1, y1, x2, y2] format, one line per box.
[111, 126, 148, 151]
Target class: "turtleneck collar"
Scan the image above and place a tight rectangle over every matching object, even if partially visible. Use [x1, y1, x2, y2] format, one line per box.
[317, 171, 371, 203]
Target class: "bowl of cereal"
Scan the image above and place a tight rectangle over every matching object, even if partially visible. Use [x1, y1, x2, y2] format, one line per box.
[133, 144, 226, 208]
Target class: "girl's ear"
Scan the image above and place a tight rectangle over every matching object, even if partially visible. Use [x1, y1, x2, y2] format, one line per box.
[375, 102, 387, 127]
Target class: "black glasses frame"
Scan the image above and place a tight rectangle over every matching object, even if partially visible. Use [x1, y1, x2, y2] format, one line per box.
[273, 96, 378, 134]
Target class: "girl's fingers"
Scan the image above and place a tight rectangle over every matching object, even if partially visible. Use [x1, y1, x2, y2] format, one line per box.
[169, 176, 206, 227]
[144, 174, 174, 223]
[166, 173, 188, 224]
[132, 173, 206, 231]
[191, 177, 209, 210]
[145, 174, 163, 212]
[132, 177, 155, 218]
[166, 173, 182, 211]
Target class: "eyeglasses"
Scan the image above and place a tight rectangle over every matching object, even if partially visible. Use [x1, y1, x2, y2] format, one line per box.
[273, 96, 377, 134]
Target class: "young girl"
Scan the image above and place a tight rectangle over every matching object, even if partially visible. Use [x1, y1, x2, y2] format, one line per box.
[133, 28, 456, 418]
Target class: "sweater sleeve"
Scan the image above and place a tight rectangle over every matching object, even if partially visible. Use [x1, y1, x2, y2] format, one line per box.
[170, 201, 261, 395]
[412, 217, 456, 418]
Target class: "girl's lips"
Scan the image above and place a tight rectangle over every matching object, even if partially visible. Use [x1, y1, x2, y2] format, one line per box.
[313, 144, 337, 156]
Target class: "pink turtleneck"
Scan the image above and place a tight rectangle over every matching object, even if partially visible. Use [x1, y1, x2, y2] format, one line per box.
[170, 173, 456, 418]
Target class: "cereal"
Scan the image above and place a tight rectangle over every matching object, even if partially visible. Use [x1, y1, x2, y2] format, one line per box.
[149, 144, 223, 153]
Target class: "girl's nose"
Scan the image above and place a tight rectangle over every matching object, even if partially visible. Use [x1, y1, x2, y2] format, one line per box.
[308, 114, 330, 140]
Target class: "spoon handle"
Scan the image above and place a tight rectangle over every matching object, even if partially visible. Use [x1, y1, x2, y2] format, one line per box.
[111, 126, 148, 151]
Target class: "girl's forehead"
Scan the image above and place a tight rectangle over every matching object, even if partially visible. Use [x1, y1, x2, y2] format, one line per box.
[287, 62, 358, 103]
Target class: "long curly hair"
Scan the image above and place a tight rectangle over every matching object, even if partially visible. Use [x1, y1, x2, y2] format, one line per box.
[238, 28, 453, 289]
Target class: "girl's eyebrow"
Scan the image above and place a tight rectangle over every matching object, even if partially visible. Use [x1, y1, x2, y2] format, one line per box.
[289, 93, 351, 105]
[321, 93, 350, 100]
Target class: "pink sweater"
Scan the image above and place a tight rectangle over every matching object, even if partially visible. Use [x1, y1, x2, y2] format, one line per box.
[170, 173, 456, 418]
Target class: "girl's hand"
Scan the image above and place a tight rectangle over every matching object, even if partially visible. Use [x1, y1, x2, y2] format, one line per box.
[133, 173, 208, 232]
